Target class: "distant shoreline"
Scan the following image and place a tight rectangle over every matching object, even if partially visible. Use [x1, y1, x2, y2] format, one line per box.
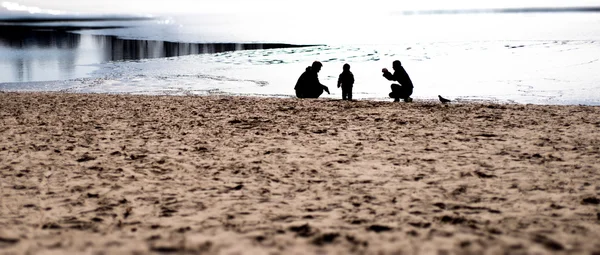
[0, 24, 128, 31]
[0, 16, 154, 23]
[396, 6, 600, 15]
[3, 6, 600, 20]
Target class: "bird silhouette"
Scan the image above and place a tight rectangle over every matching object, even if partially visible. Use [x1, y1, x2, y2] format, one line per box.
[438, 95, 451, 104]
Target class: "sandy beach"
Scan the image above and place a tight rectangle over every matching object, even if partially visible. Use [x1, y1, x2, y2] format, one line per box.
[0, 92, 599, 254]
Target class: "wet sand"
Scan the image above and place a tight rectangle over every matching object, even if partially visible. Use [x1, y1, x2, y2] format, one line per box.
[1, 92, 599, 254]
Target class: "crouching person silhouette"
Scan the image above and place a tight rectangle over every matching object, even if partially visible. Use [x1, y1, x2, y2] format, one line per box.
[295, 61, 330, 98]
[382, 60, 413, 102]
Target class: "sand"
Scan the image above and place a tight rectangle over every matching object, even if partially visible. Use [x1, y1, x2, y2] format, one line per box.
[0, 92, 599, 254]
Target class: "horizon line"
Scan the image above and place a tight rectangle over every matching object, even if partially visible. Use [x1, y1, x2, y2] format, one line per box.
[0, 16, 154, 23]
[396, 6, 600, 15]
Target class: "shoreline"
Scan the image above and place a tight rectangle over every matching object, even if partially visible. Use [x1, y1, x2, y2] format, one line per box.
[1, 90, 597, 107]
[1, 92, 599, 254]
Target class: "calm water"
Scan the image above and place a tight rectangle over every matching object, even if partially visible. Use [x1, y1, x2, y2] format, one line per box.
[1, 3, 600, 105]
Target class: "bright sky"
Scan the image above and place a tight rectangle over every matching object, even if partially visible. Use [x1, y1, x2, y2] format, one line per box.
[3, 0, 600, 15]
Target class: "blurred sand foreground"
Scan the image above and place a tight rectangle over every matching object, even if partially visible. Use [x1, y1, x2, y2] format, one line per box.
[0, 92, 599, 254]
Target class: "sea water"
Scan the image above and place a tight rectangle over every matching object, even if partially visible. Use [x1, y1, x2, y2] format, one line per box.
[1, 2, 600, 105]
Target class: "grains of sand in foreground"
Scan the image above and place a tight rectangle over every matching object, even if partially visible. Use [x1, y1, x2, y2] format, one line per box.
[1, 92, 599, 254]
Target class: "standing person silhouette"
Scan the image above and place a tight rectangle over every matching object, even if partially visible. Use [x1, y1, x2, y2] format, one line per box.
[382, 60, 413, 102]
[294, 61, 330, 98]
[337, 63, 355, 100]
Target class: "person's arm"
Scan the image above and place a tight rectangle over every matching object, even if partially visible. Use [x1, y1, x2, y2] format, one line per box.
[316, 76, 330, 94]
[337, 74, 342, 88]
[382, 69, 395, 81]
[323, 85, 330, 94]
[350, 73, 355, 86]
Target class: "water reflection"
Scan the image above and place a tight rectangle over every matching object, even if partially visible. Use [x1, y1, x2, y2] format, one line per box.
[0, 26, 81, 49]
[0, 25, 313, 83]
[94, 36, 312, 61]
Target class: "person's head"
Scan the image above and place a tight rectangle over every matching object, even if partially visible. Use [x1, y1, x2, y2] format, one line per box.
[343, 63, 350, 71]
[312, 61, 323, 72]
[392, 60, 402, 71]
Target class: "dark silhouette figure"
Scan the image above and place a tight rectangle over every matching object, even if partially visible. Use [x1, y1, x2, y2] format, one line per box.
[295, 61, 330, 98]
[382, 60, 413, 102]
[438, 95, 451, 103]
[337, 63, 355, 100]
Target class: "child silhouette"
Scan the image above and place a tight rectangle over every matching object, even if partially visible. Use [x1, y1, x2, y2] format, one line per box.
[337, 63, 355, 100]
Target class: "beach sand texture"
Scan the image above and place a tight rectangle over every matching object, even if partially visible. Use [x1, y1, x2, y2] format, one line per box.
[1, 93, 599, 254]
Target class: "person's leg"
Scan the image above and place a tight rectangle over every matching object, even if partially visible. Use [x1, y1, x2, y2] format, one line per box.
[342, 87, 347, 100]
[306, 86, 324, 98]
[315, 87, 324, 98]
[400, 87, 413, 102]
[390, 84, 401, 102]
[348, 86, 353, 101]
